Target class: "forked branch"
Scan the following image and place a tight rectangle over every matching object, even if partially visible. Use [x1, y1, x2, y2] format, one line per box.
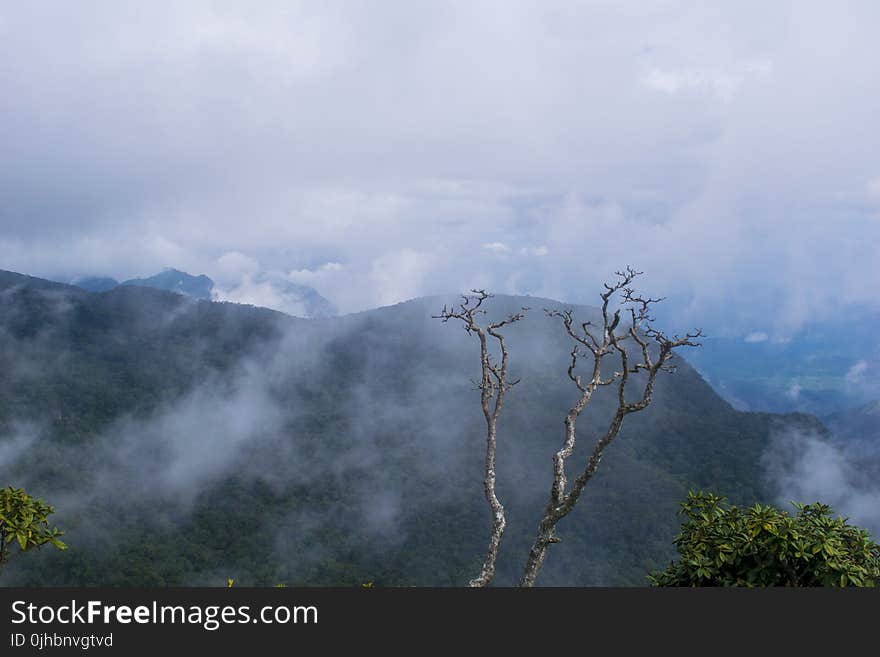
[434, 291, 528, 587]
[520, 268, 701, 586]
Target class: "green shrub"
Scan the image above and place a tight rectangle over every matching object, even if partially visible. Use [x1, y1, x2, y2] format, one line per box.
[0, 486, 67, 570]
[649, 491, 880, 587]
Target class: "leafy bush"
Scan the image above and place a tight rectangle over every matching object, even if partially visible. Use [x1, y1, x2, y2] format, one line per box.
[0, 486, 67, 569]
[649, 491, 880, 587]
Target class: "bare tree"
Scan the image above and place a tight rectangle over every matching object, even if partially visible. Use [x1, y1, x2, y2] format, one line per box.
[519, 267, 701, 586]
[433, 291, 528, 587]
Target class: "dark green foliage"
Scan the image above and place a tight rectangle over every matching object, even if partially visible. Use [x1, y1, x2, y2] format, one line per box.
[0, 486, 66, 568]
[649, 491, 880, 587]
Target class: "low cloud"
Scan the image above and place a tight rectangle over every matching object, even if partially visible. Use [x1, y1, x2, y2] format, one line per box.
[212, 252, 338, 317]
[763, 427, 880, 539]
[0, 308, 481, 583]
[0, 423, 40, 470]
[105, 367, 286, 499]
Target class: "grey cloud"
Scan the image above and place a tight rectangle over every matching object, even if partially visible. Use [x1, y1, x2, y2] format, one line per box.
[0, 2, 878, 330]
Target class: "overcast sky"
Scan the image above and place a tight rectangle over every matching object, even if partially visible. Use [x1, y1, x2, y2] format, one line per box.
[1, 1, 878, 334]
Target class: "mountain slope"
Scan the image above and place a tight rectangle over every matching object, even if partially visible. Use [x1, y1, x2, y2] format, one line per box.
[0, 271, 826, 586]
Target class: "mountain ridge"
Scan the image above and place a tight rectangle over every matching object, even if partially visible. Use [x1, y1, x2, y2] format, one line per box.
[64, 267, 337, 319]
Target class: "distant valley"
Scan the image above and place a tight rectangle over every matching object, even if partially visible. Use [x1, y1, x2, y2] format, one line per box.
[685, 318, 880, 416]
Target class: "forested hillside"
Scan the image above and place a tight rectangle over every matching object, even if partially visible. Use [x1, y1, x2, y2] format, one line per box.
[0, 270, 826, 586]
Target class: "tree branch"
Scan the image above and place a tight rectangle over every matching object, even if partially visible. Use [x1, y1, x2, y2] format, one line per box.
[520, 268, 700, 586]
[433, 291, 528, 586]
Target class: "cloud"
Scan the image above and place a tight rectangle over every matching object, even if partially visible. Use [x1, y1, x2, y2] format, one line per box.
[483, 242, 512, 254]
[0, 2, 878, 330]
[845, 360, 869, 385]
[368, 249, 434, 307]
[216, 276, 287, 309]
[286, 262, 343, 284]
[640, 59, 773, 102]
[214, 251, 261, 284]
[211, 252, 340, 316]
[108, 369, 285, 498]
[215, 272, 335, 317]
[744, 331, 769, 343]
[763, 427, 880, 539]
[0, 424, 40, 470]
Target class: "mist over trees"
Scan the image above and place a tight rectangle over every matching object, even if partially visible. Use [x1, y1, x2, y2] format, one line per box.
[0, 269, 873, 586]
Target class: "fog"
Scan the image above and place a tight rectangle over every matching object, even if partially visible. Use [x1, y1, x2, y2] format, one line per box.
[0, 285, 499, 583]
[0, 272, 876, 585]
[763, 427, 880, 540]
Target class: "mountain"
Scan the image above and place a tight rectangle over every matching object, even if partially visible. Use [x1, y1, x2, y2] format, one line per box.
[0, 270, 828, 586]
[120, 268, 214, 300]
[69, 268, 338, 319]
[72, 276, 119, 293]
[70, 269, 213, 299]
